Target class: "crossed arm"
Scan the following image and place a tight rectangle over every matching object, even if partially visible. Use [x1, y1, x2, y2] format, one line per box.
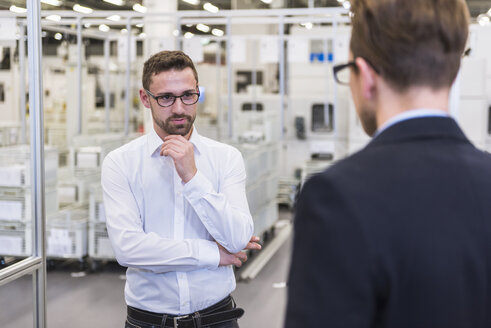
[161, 135, 261, 266]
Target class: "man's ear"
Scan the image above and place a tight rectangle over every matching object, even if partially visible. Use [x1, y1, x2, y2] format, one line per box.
[139, 89, 151, 108]
[355, 57, 377, 100]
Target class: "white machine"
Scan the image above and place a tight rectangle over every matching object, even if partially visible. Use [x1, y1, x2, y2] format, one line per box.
[452, 24, 491, 152]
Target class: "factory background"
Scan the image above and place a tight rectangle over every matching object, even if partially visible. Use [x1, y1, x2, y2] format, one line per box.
[0, 0, 490, 327]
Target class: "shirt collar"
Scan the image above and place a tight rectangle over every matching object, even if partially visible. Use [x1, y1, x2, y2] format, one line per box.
[147, 125, 204, 157]
[188, 126, 204, 155]
[375, 108, 449, 137]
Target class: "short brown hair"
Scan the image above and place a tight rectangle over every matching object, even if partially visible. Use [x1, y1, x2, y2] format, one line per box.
[142, 50, 199, 90]
[350, 0, 469, 91]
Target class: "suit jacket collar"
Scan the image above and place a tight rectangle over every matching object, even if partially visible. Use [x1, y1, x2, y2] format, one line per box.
[366, 116, 470, 149]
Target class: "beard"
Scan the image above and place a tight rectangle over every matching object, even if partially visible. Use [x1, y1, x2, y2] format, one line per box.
[160, 114, 195, 136]
[358, 107, 378, 137]
[152, 109, 196, 136]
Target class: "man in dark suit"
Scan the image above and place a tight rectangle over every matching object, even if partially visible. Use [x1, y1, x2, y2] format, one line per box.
[285, 0, 491, 327]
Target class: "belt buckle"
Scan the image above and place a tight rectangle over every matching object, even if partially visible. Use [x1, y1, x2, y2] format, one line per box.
[173, 314, 189, 328]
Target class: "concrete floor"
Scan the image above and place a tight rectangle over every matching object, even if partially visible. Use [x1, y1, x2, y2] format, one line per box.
[0, 215, 292, 328]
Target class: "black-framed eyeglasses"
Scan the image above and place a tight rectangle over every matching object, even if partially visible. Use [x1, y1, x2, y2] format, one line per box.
[333, 61, 357, 85]
[145, 88, 200, 107]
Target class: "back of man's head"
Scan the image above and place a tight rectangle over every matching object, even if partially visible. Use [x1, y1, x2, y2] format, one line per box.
[350, 0, 470, 92]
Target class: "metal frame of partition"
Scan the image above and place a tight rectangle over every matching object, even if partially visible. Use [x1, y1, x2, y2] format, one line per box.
[0, 1, 47, 327]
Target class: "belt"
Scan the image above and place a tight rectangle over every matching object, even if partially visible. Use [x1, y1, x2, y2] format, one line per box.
[127, 296, 244, 328]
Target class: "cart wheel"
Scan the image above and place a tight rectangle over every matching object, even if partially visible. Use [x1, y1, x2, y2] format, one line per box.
[47, 259, 57, 270]
[78, 259, 87, 271]
[0, 257, 6, 268]
[89, 259, 101, 272]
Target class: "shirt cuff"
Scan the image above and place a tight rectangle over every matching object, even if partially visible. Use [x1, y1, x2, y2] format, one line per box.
[183, 170, 214, 203]
[198, 240, 220, 269]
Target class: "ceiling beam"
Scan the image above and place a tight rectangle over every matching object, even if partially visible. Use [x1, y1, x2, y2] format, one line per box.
[0, 0, 489, 17]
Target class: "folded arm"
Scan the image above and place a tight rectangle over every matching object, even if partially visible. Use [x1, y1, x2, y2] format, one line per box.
[101, 155, 219, 273]
[182, 148, 254, 254]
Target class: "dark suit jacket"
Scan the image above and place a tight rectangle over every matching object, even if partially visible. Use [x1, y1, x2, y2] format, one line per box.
[285, 117, 491, 328]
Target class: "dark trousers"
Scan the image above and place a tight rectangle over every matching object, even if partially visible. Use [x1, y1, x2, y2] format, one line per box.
[125, 296, 241, 328]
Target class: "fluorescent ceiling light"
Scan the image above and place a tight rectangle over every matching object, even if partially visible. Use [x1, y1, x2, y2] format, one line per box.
[196, 24, 210, 32]
[139, 32, 147, 38]
[41, 0, 62, 6]
[184, 32, 194, 39]
[342, 1, 351, 9]
[109, 62, 118, 71]
[261, 0, 273, 4]
[54, 33, 63, 40]
[46, 14, 62, 22]
[301, 22, 313, 30]
[99, 24, 110, 32]
[183, 0, 200, 5]
[478, 15, 490, 26]
[106, 15, 121, 21]
[121, 28, 128, 34]
[136, 23, 144, 28]
[133, 3, 147, 13]
[73, 4, 94, 14]
[84, 23, 92, 28]
[211, 28, 224, 37]
[103, 0, 124, 5]
[9, 5, 27, 13]
[203, 2, 219, 13]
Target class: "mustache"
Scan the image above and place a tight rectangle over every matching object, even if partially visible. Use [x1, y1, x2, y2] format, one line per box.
[167, 114, 191, 120]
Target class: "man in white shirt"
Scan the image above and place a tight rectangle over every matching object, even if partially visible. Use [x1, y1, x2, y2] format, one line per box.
[102, 50, 260, 328]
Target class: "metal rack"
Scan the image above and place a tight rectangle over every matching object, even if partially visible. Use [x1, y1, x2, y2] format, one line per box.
[277, 177, 299, 208]
[0, 123, 21, 148]
[0, 146, 59, 260]
[300, 159, 336, 187]
[0, 187, 58, 222]
[46, 206, 88, 260]
[57, 168, 100, 207]
[88, 222, 115, 262]
[0, 145, 58, 188]
[0, 220, 32, 257]
[70, 133, 127, 174]
[235, 141, 280, 238]
[88, 184, 116, 264]
[89, 184, 105, 223]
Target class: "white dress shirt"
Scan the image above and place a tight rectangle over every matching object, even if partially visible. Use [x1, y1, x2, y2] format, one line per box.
[101, 127, 254, 314]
